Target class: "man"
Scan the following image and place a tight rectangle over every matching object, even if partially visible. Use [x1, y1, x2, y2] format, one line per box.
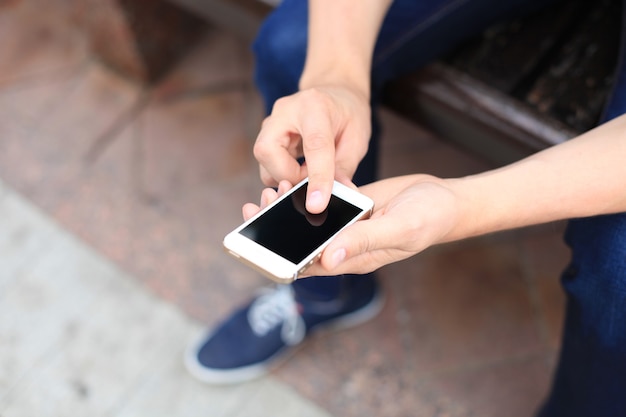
[186, 1, 626, 415]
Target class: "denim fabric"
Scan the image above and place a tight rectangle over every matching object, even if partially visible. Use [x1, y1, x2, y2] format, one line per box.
[538, 215, 626, 417]
[252, 1, 626, 414]
[537, 3, 626, 415]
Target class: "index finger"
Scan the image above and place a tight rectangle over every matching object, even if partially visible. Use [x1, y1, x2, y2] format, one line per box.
[299, 104, 336, 214]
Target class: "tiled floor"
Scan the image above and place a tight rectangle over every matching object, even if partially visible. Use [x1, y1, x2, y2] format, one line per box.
[0, 2, 571, 416]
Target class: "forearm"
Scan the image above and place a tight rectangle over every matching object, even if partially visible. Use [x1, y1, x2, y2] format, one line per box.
[447, 114, 626, 241]
[299, 0, 393, 97]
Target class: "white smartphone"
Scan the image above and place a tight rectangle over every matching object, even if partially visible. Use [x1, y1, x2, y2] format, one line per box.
[223, 178, 374, 284]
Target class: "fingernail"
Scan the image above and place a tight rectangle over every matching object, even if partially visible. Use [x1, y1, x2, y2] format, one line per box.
[307, 190, 323, 210]
[330, 248, 346, 269]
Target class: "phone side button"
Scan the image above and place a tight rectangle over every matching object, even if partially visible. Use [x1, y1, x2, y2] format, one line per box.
[228, 251, 241, 259]
[300, 258, 316, 273]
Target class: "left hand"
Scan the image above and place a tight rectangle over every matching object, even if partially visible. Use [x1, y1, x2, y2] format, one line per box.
[242, 175, 462, 276]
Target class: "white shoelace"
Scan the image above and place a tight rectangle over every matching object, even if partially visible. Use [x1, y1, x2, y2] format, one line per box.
[247, 285, 306, 346]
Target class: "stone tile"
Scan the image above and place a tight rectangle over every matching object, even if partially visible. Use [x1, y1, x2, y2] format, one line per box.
[279, 336, 546, 417]
[425, 353, 557, 417]
[0, 63, 139, 204]
[130, 89, 265, 319]
[282, 345, 445, 417]
[111, 174, 266, 322]
[391, 241, 544, 373]
[148, 27, 265, 143]
[0, 0, 88, 88]
[1, 61, 138, 136]
[138, 92, 259, 199]
[0, 67, 86, 136]
[80, 0, 206, 84]
[40, 108, 263, 323]
[31, 125, 140, 295]
[37, 65, 140, 140]
[153, 29, 256, 101]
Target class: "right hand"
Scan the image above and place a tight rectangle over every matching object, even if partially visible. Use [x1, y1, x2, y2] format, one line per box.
[253, 84, 371, 214]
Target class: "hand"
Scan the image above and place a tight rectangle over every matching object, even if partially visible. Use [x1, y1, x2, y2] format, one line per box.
[307, 175, 461, 275]
[253, 84, 371, 214]
[242, 175, 462, 276]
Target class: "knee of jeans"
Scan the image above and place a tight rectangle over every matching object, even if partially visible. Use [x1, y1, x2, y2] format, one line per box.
[252, 13, 307, 95]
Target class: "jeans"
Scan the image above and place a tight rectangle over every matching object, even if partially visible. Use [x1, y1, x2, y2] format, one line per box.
[252, 1, 626, 415]
[537, 1, 626, 414]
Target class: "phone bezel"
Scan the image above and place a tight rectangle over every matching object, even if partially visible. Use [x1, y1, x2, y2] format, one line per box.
[223, 178, 373, 284]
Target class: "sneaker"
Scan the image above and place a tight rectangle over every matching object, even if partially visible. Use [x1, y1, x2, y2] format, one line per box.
[184, 276, 384, 385]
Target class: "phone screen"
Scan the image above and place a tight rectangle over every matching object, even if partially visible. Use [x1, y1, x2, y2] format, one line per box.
[239, 183, 362, 264]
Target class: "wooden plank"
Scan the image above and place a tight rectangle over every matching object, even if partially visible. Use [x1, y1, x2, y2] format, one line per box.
[447, 0, 587, 94]
[524, 0, 620, 132]
[383, 64, 577, 164]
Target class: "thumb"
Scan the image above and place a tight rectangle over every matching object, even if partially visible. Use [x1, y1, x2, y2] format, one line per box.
[320, 213, 402, 270]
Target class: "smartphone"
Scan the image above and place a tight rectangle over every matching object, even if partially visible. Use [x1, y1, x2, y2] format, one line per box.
[223, 178, 374, 284]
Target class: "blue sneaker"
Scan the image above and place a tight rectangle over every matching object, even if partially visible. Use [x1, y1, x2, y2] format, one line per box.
[184, 275, 384, 384]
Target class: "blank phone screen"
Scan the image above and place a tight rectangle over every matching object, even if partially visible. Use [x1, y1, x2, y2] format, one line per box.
[239, 183, 362, 264]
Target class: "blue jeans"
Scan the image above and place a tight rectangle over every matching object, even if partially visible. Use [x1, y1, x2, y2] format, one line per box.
[252, 1, 626, 415]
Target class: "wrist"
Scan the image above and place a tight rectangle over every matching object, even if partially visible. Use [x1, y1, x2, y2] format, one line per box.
[444, 168, 537, 241]
[298, 66, 371, 100]
[298, 53, 371, 100]
[441, 176, 490, 243]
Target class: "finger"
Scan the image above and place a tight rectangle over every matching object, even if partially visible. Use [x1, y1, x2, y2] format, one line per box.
[320, 215, 409, 270]
[259, 187, 279, 210]
[242, 203, 261, 221]
[304, 251, 380, 277]
[276, 180, 294, 196]
[259, 180, 294, 211]
[335, 173, 357, 191]
[335, 130, 368, 185]
[358, 176, 419, 210]
[259, 165, 277, 187]
[254, 123, 303, 186]
[299, 105, 336, 214]
[243, 180, 294, 221]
